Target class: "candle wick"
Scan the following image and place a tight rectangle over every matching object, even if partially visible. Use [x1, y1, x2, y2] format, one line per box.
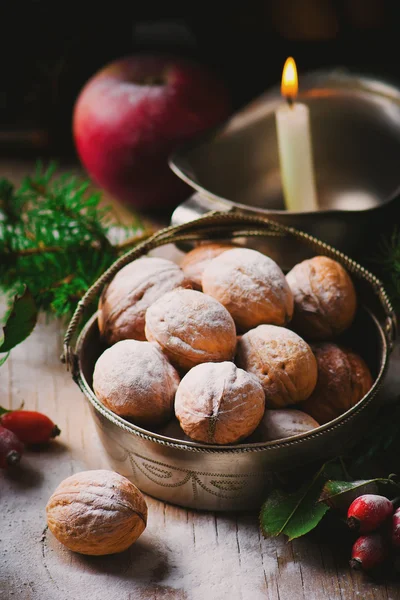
[286, 95, 294, 109]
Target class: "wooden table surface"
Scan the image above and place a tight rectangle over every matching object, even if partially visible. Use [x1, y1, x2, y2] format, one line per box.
[1, 160, 400, 600]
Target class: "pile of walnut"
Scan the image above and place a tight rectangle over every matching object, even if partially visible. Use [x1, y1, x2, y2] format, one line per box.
[92, 243, 373, 445]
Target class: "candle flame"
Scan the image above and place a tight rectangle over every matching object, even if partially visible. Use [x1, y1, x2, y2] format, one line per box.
[281, 57, 298, 100]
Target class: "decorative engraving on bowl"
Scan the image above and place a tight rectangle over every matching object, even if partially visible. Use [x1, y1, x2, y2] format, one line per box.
[91, 412, 273, 503]
[209, 479, 245, 492]
[129, 452, 271, 501]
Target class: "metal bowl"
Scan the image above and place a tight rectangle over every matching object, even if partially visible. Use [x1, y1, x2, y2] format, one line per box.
[62, 213, 397, 511]
[170, 69, 400, 259]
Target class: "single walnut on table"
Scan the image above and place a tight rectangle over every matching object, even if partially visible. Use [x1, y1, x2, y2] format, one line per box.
[300, 342, 373, 424]
[98, 256, 192, 344]
[46, 470, 147, 555]
[236, 324, 317, 408]
[145, 288, 237, 372]
[286, 255, 357, 340]
[175, 361, 265, 444]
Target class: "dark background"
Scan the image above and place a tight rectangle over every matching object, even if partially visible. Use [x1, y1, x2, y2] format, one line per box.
[1, 1, 399, 158]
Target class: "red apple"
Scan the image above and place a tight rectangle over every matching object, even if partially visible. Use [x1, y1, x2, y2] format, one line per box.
[72, 54, 231, 212]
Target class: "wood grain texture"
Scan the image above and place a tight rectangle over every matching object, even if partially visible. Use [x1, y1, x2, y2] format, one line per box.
[1, 160, 400, 599]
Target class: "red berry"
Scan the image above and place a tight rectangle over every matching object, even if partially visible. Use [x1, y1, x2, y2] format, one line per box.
[350, 532, 390, 571]
[0, 410, 61, 445]
[392, 508, 400, 548]
[0, 425, 24, 468]
[347, 494, 393, 533]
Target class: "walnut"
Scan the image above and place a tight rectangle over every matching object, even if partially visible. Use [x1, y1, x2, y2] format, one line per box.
[236, 324, 317, 408]
[286, 255, 357, 340]
[46, 470, 147, 555]
[248, 408, 320, 442]
[201, 247, 293, 332]
[180, 242, 237, 290]
[175, 361, 265, 444]
[145, 288, 237, 372]
[98, 256, 192, 344]
[93, 339, 180, 426]
[300, 342, 373, 424]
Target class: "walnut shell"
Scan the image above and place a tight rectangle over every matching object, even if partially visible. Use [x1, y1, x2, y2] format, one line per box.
[145, 288, 237, 372]
[286, 255, 357, 340]
[93, 339, 180, 426]
[236, 324, 317, 408]
[300, 342, 373, 424]
[248, 409, 320, 442]
[175, 361, 265, 444]
[180, 242, 237, 290]
[202, 247, 294, 332]
[98, 256, 192, 344]
[46, 470, 147, 555]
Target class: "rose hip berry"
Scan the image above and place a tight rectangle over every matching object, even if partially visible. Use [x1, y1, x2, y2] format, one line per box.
[347, 494, 393, 533]
[392, 508, 400, 549]
[0, 410, 61, 445]
[0, 425, 24, 468]
[350, 532, 390, 571]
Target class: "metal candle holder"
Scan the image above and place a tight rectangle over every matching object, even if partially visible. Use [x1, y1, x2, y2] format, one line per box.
[170, 69, 400, 259]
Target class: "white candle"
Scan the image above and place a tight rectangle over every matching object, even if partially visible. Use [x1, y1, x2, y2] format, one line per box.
[276, 57, 318, 212]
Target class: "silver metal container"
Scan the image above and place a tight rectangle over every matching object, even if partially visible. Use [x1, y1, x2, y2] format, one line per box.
[62, 213, 397, 512]
[170, 69, 400, 258]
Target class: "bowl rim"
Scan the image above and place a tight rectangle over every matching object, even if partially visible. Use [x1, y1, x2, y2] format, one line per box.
[75, 307, 389, 454]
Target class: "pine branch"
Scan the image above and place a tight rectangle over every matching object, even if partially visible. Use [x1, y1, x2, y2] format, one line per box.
[6, 231, 152, 257]
[0, 161, 149, 321]
[9, 245, 65, 256]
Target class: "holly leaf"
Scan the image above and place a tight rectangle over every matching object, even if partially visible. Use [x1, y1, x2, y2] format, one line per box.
[259, 466, 329, 541]
[0, 284, 38, 354]
[319, 477, 398, 512]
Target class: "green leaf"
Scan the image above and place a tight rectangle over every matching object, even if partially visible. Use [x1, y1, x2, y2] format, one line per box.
[319, 477, 398, 512]
[0, 352, 9, 366]
[259, 466, 329, 541]
[0, 286, 18, 347]
[0, 284, 38, 353]
[319, 479, 379, 511]
[0, 405, 11, 416]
